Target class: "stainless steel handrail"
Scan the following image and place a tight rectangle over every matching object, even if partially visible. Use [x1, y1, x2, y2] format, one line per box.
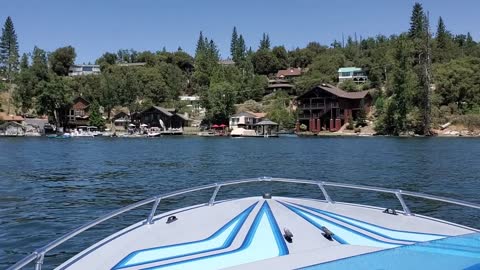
[8, 177, 480, 270]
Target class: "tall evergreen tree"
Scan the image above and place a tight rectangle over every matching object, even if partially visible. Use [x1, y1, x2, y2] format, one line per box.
[195, 31, 206, 57]
[236, 35, 246, 61]
[230, 27, 238, 60]
[259, 33, 271, 50]
[0, 16, 20, 80]
[19, 53, 29, 70]
[436, 17, 448, 49]
[409, 3, 426, 39]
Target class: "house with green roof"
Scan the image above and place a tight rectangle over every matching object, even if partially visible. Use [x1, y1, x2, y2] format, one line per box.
[338, 67, 368, 83]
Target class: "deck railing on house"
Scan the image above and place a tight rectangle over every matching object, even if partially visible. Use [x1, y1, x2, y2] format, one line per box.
[8, 177, 480, 270]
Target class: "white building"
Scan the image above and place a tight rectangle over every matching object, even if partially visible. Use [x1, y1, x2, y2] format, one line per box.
[229, 111, 266, 129]
[68, 64, 101, 76]
[180, 95, 205, 115]
[338, 67, 368, 83]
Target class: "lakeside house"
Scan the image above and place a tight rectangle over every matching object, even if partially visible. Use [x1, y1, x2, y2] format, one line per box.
[66, 96, 91, 128]
[112, 111, 131, 130]
[117, 62, 147, 67]
[229, 111, 266, 130]
[276, 67, 304, 80]
[266, 79, 295, 95]
[68, 64, 101, 76]
[218, 59, 235, 66]
[179, 95, 205, 116]
[338, 67, 368, 83]
[265, 68, 305, 96]
[296, 84, 372, 132]
[134, 106, 190, 130]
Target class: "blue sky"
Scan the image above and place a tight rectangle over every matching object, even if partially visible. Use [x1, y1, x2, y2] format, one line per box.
[1, 0, 479, 64]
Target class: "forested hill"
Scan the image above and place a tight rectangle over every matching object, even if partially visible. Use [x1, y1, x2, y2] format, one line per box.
[1, 2, 480, 135]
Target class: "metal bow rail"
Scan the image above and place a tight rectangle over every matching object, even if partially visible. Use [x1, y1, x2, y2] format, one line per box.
[8, 177, 480, 270]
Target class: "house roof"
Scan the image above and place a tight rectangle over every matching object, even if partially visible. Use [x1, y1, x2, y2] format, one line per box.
[117, 62, 147, 67]
[276, 68, 303, 78]
[338, 67, 363, 73]
[297, 84, 370, 100]
[255, 119, 278, 126]
[250, 112, 266, 118]
[268, 79, 289, 83]
[0, 112, 24, 121]
[174, 113, 190, 121]
[218, 59, 235, 65]
[72, 96, 91, 106]
[151, 106, 173, 117]
[267, 83, 294, 89]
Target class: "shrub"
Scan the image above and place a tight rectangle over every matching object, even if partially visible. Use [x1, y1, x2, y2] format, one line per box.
[452, 114, 480, 131]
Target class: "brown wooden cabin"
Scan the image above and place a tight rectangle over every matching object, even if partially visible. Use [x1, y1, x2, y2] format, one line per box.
[296, 84, 372, 132]
[67, 96, 91, 128]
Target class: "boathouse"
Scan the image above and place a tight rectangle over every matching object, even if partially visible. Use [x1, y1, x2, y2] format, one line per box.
[296, 84, 371, 132]
[135, 106, 189, 130]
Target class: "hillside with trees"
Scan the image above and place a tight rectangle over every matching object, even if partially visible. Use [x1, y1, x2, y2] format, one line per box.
[1, 2, 480, 134]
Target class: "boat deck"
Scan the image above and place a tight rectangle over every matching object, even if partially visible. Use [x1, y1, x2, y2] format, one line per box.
[55, 196, 477, 270]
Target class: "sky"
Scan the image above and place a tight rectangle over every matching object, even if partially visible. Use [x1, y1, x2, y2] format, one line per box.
[1, 0, 479, 64]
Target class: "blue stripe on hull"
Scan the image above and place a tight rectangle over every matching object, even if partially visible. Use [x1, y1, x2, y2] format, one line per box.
[113, 202, 258, 269]
[289, 201, 446, 243]
[143, 201, 288, 270]
[279, 201, 400, 248]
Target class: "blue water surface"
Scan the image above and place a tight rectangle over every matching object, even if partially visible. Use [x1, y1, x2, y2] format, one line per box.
[1, 136, 479, 269]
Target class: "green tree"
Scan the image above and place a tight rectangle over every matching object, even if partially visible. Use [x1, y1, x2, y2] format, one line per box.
[409, 3, 426, 39]
[434, 17, 454, 63]
[31, 46, 49, 82]
[272, 46, 289, 70]
[0, 16, 19, 80]
[14, 68, 36, 113]
[19, 53, 29, 70]
[235, 35, 247, 63]
[375, 36, 417, 135]
[36, 75, 73, 126]
[259, 33, 271, 50]
[433, 57, 480, 111]
[265, 92, 295, 130]
[202, 82, 236, 124]
[230, 27, 238, 60]
[251, 50, 279, 75]
[49, 46, 76, 76]
[88, 101, 105, 128]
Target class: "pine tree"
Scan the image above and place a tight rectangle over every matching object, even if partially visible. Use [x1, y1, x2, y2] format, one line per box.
[436, 17, 448, 49]
[195, 31, 205, 57]
[409, 3, 426, 39]
[230, 27, 238, 60]
[89, 101, 105, 128]
[20, 53, 29, 71]
[0, 16, 20, 80]
[236, 35, 247, 62]
[259, 33, 271, 50]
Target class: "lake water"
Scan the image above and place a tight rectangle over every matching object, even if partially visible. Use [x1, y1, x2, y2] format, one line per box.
[1, 136, 479, 269]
